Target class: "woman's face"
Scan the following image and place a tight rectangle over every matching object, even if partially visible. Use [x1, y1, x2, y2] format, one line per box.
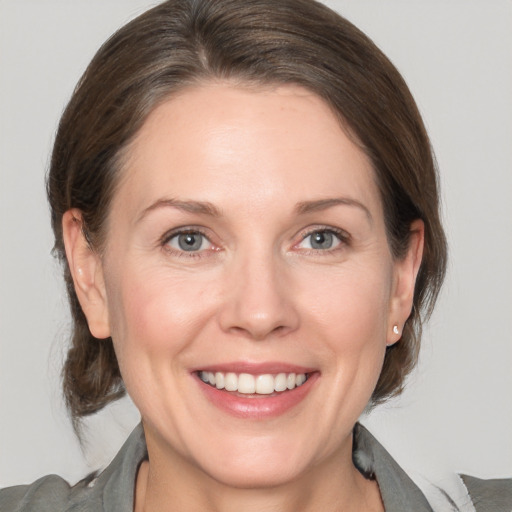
[72, 83, 420, 487]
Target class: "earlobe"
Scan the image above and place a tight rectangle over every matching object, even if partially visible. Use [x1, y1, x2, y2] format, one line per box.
[387, 219, 424, 346]
[62, 209, 111, 339]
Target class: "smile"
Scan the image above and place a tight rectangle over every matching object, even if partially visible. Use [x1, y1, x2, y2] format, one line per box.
[198, 371, 308, 395]
[194, 364, 318, 418]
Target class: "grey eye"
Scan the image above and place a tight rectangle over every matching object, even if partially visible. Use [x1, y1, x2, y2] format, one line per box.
[310, 231, 334, 249]
[298, 230, 341, 250]
[168, 232, 210, 252]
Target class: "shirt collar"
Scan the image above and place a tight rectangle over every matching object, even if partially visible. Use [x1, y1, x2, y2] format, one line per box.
[86, 422, 433, 511]
[353, 423, 433, 511]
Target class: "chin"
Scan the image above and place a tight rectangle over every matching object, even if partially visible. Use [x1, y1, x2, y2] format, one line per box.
[193, 434, 316, 489]
[203, 458, 304, 490]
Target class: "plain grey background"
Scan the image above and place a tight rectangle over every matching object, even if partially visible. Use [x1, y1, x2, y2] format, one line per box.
[1, 0, 511, 490]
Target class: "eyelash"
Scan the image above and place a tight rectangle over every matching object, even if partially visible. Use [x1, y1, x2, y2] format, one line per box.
[160, 227, 215, 259]
[159, 225, 350, 258]
[295, 226, 350, 255]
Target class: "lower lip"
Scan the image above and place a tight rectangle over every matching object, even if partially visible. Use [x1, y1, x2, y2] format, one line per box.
[195, 373, 318, 419]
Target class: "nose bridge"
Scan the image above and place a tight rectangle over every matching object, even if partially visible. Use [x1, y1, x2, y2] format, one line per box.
[219, 240, 298, 339]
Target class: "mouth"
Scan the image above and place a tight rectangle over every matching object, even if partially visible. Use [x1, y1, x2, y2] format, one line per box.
[193, 366, 318, 418]
[197, 370, 309, 396]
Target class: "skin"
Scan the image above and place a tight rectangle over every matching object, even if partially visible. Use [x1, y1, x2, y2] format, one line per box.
[63, 83, 423, 512]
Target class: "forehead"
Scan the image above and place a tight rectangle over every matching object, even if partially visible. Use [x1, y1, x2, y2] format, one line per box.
[113, 82, 381, 222]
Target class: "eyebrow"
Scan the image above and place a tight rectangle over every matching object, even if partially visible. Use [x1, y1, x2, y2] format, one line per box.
[137, 198, 221, 222]
[137, 196, 372, 223]
[295, 197, 373, 222]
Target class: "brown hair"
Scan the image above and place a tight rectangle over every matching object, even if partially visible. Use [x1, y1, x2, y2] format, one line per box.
[47, 0, 447, 422]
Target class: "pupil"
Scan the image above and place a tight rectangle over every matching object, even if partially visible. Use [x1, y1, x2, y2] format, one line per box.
[311, 231, 332, 249]
[178, 233, 201, 251]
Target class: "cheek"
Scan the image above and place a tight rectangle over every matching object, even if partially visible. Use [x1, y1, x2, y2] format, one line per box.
[302, 264, 392, 339]
[105, 265, 216, 367]
[299, 262, 392, 394]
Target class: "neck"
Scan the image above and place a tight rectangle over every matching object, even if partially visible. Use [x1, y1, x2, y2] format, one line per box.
[135, 431, 383, 512]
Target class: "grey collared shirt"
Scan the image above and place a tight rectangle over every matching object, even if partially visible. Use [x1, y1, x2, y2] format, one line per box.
[1, 423, 511, 511]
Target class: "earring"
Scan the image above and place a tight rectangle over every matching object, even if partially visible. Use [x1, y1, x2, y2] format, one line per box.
[393, 325, 400, 335]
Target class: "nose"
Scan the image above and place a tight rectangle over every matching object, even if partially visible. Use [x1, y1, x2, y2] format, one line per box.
[218, 251, 300, 340]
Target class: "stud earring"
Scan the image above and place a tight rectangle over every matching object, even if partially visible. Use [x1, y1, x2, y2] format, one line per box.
[393, 325, 400, 335]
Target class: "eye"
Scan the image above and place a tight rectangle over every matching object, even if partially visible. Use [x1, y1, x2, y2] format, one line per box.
[166, 231, 212, 252]
[297, 229, 344, 251]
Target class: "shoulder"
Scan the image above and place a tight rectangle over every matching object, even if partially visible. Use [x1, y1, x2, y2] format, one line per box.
[417, 473, 512, 512]
[460, 474, 512, 512]
[0, 474, 93, 512]
[354, 423, 512, 512]
[0, 424, 147, 512]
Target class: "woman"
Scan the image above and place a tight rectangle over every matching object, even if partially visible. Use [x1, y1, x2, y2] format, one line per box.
[1, 0, 510, 510]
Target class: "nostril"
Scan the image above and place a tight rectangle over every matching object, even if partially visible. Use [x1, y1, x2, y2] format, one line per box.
[217, 273, 300, 339]
[227, 323, 288, 340]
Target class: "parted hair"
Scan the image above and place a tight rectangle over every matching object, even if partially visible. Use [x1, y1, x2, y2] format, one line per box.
[47, 0, 447, 422]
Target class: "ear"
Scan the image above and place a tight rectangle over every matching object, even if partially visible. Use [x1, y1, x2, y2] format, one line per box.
[62, 209, 111, 339]
[387, 219, 424, 346]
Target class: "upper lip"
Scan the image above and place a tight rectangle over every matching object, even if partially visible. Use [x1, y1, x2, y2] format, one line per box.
[190, 361, 317, 375]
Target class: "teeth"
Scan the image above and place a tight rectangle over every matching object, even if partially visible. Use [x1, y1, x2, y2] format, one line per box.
[255, 374, 274, 394]
[215, 372, 225, 390]
[198, 370, 308, 394]
[238, 373, 256, 394]
[225, 372, 238, 391]
[274, 373, 287, 392]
